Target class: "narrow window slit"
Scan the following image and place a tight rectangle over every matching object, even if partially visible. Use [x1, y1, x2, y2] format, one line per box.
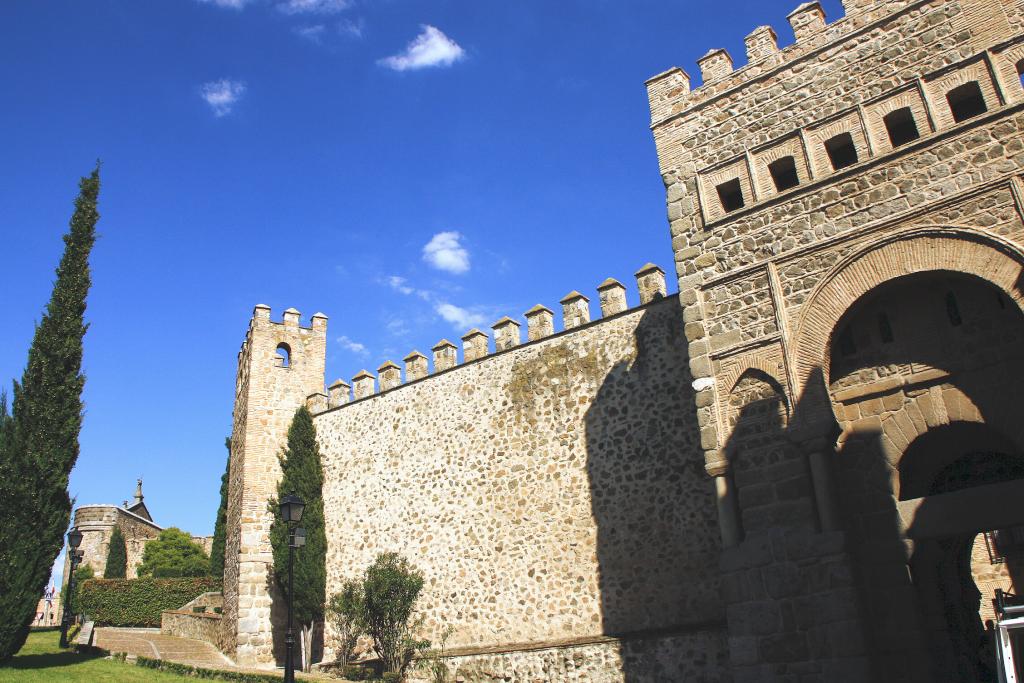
[768, 156, 800, 192]
[275, 343, 292, 368]
[883, 107, 920, 147]
[825, 133, 858, 171]
[946, 81, 987, 123]
[716, 178, 745, 213]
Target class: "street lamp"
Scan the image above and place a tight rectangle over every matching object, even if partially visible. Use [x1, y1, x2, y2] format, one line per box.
[58, 527, 84, 648]
[279, 493, 305, 683]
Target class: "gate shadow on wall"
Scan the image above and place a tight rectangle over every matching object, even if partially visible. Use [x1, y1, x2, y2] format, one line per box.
[584, 302, 728, 682]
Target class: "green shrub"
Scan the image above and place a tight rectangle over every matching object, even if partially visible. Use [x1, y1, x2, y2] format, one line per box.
[340, 664, 378, 680]
[361, 553, 430, 677]
[136, 656, 281, 681]
[78, 577, 221, 627]
[327, 579, 363, 667]
[382, 673, 401, 683]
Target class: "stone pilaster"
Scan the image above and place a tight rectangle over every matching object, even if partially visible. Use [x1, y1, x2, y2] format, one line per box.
[492, 317, 521, 351]
[404, 351, 428, 381]
[328, 379, 349, 408]
[461, 329, 489, 362]
[597, 278, 628, 317]
[353, 370, 376, 399]
[525, 305, 554, 341]
[433, 340, 458, 372]
[378, 361, 401, 391]
[634, 263, 666, 304]
[697, 48, 732, 83]
[745, 25, 779, 62]
[788, 2, 826, 42]
[560, 292, 590, 329]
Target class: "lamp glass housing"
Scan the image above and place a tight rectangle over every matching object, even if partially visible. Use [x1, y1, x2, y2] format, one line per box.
[67, 528, 83, 550]
[279, 494, 306, 524]
[291, 527, 307, 548]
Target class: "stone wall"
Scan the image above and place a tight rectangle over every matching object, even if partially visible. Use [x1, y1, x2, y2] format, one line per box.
[312, 294, 724, 673]
[63, 505, 162, 586]
[162, 592, 224, 649]
[406, 629, 729, 683]
[222, 306, 327, 667]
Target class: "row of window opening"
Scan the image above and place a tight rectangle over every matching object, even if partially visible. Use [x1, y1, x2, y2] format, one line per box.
[713, 79, 993, 216]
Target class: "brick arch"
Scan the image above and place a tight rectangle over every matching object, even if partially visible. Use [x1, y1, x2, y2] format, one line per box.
[790, 227, 1024, 430]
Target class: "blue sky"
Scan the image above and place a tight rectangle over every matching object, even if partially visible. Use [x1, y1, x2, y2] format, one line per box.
[0, 0, 845, 579]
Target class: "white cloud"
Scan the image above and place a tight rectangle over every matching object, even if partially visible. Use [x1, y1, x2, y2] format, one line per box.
[380, 25, 465, 72]
[422, 231, 470, 274]
[200, 79, 246, 117]
[294, 24, 326, 42]
[278, 0, 350, 14]
[338, 17, 364, 38]
[435, 302, 486, 329]
[197, 0, 254, 8]
[337, 335, 368, 355]
[387, 275, 415, 295]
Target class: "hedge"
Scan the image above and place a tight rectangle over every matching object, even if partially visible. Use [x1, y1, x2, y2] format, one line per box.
[136, 657, 283, 682]
[78, 577, 222, 627]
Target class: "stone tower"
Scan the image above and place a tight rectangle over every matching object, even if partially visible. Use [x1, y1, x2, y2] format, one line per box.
[648, 0, 1024, 680]
[222, 305, 326, 667]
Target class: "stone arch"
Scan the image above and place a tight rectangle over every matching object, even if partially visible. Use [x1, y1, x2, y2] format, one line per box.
[790, 227, 1024, 433]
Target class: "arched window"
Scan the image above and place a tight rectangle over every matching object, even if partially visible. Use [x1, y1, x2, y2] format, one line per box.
[275, 343, 291, 368]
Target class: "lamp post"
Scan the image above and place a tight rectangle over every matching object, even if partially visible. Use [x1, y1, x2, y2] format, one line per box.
[279, 493, 305, 683]
[58, 527, 84, 648]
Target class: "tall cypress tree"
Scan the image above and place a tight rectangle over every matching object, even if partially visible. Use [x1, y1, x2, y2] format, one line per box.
[104, 526, 127, 579]
[209, 437, 231, 578]
[269, 406, 326, 672]
[0, 167, 100, 661]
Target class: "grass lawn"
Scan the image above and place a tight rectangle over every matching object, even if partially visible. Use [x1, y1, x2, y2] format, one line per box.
[0, 629, 191, 682]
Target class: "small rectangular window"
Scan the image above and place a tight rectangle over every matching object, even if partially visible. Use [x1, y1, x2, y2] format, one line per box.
[1017, 60, 1024, 90]
[825, 133, 858, 171]
[946, 81, 987, 123]
[768, 156, 800, 192]
[716, 178, 745, 213]
[883, 107, 920, 148]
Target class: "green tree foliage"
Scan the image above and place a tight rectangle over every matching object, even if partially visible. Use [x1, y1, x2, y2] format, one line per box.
[361, 553, 429, 676]
[326, 580, 363, 667]
[104, 527, 127, 579]
[268, 406, 327, 672]
[78, 577, 221, 627]
[61, 563, 95, 614]
[209, 437, 231, 578]
[137, 528, 210, 578]
[0, 167, 100, 661]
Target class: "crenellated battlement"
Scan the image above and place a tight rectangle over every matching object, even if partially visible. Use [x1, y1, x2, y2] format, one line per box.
[646, 0, 924, 128]
[307, 262, 670, 413]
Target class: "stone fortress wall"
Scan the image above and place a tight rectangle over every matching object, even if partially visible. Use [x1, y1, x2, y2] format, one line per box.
[221, 0, 1024, 679]
[63, 505, 161, 585]
[224, 267, 732, 680]
[648, 0, 1024, 680]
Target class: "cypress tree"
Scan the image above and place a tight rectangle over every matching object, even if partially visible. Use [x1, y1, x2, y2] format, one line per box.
[209, 437, 231, 578]
[104, 527, 127, 579]
[0, 167, 100, 661]
[269, 406, 326, 672]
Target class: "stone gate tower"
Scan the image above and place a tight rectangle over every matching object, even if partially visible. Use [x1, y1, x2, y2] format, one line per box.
[648, 0, 1024, 679]
[221, 305, 326, 666]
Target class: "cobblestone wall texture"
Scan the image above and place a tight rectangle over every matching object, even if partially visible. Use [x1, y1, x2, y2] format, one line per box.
[313, 297, 723, 668]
